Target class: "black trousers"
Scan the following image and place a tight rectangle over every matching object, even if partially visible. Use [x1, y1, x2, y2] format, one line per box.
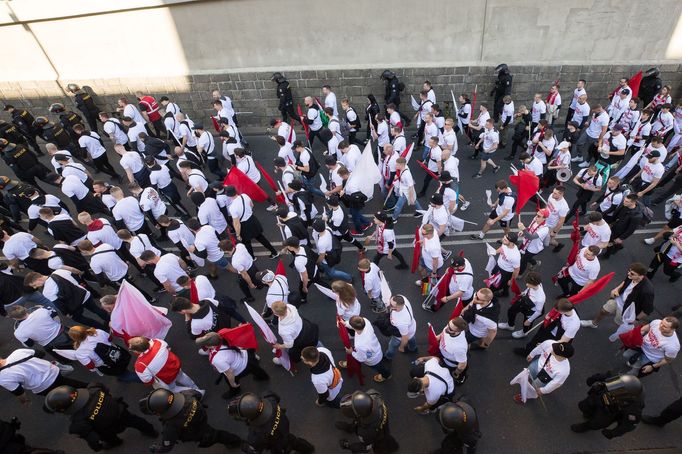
[373, 250, 408, 268]
[348, 131, 364, 147]
[143, 263, 164, 289]
[225, 349, 270, 397]
[508, 137, 526, 159]
[566, 189, 593, 221]
[195, 425, 241, 449]
[280, 103, 302, 125]
[419, 171, 435, 196]
[336, 231, 364, 250]
[237, 266, 264, 299]
[648, 252, 681, 279]
[116, 245, 144, 273]
[523, 327, 560, 355]
[653, 172, 682, 204]
[308, 128, 322, 149]
[82, 111, 100, 133]
[506, 303, 537, 330]
[92, 154, 117, 177]
[558, 275, 583, 297]
[519, 251, 538, 275]
[490, 265, 513, 296]
[70, 298, 110, 331]
[651, 397, 682, 425]
[38, 374, 88, 395]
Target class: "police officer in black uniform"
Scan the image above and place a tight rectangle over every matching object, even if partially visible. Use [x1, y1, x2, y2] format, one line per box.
[0, 139, 51, 189]
[570, 372, 644, 439]
[49, 103, 83, 152]
[638, 67, 663, 108]
[32, 116, 75, 153]
[66, 84, 101, 133]
[380, 70, 410, 126]
[336, 390, 399, 454]
[272, 72, 302, 125]
[3, 104, 43, 155]
[140, 388, 241, 453]
[430, 401, 481, 454]
[0, 416, 65, 454]
[228, 391, 315, 454]
[0, 175, 42, 223]
[45, 383, 157, 451]
[0, 120, 30, 148]
[490, 64, 513, 122]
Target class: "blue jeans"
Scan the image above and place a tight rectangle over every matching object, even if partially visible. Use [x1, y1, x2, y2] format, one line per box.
[302, 175, 325, 198]
[319, 261, 352, 282]
[6, 291, 57, 311]
[392, 194, 423, 220]
[385, 335, 417, 360]
[213, 256, 230, 269]
[349, 207, 370, 230]
[421, 146, 431, 161]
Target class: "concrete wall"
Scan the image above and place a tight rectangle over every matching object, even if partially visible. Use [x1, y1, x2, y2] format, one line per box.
[1, 0, 682, 128]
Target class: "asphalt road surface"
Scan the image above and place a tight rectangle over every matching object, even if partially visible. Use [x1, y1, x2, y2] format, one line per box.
[0, 129, 680, 454]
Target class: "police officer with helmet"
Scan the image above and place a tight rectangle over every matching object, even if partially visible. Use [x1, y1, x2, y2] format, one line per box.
[0, 139, 51, 189]
[0, 119, 30, 147]
[228, 391, 315, 454]
[0, 175, 40, 224]
[380, 70, 410, 126]
[491, 64, 513, 122]
[66, 84, 101, 132]
[49, 102, 83, 144]
[45, 383, 158, 451]
[430, 401, 481, 454]
[570, 372, 644, 438]
[140, 388, 242, 452]
[638, 67, 663, 107]
[3, 104, 43, 154]
[32, 116, 75, 153]
[271, 72, 302, 125]
[336, 390, 399, 454]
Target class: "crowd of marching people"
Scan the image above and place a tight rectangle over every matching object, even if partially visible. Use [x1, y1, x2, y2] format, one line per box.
[0, 65, 680, 453]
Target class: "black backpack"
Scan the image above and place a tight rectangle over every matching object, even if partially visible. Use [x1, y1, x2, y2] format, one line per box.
[94, 342, 131, 375]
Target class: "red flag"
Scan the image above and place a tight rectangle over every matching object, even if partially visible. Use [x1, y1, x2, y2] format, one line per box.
[211, 116, 221, 133]
[275, 260, 286, 277]
[619, 325, 644, 349]
[416, 159, 439, 181]
[287, 120, 295, 144]
[611, 71, 643, 99]
[255, 161, 285, 204]
[400, 143, 413, 159]
[433, 266, 455, 311]
[297, 104, 310, 140]
[543, 272, 615, 327]
[189, 279, 199, 305]
[509, 170, 540, 214]
[218, 324, 259, 350]
[509, 278, 522, 305]
[223, 166, 268, 203]
[470, 85, 478, 124]
[567, 211, 581, 266]
[450, 300, 464, 319]
[427, 323, 440, 357]
[411, 226, 421, 273]
[337, 316, 364, 385]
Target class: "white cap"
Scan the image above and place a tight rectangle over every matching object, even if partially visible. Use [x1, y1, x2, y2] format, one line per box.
[558, 141, 571, 149]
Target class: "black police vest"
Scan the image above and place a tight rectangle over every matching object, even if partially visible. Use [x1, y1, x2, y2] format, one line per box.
[6, 144, 37, 170]
[0, 122, 24, 143]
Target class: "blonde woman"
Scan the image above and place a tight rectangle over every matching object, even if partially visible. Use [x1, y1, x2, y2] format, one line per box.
[332, 280, 361, 326]
[68, 326, 136, 381]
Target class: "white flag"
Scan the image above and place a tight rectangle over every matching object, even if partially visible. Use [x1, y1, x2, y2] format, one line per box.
[451, 90, 463, 132]
[380, 271, 393, 308]
[411, 95, 420, 111]
[346, 141, 381, 199]
[510, 368, 538, 402]
[318, 173, 327, 194]
[485, 189, 493, 207]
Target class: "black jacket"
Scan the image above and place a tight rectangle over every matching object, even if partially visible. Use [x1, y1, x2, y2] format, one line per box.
[609, 204, 643, 240]
[619, 276, 654, 317]
[68, 383, 127, 450]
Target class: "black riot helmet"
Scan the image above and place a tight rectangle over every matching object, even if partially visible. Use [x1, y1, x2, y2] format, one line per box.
[49, 103, 66, 114]
[32, 116, 49, 128]
[438, 401, 477, 432]
[495, 63, 509, 74]
[340, 391, 374, 419]
[380, 70, 396, 81]
[138, 388, 186, 418]
[645, 67, 660, 77]
[604, 374, 642, 405]
[271, 72, 285, 83]
[228, 393, 273, 425]
[45, 386, 90, 415]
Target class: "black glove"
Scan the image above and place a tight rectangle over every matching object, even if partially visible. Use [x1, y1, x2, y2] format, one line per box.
[601, 429, 616, 439]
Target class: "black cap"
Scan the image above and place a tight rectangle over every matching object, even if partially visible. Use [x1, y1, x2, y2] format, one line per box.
[374, 211, 388, 223]
[506, 232, 519, 244]
[224, 185, 237, 197]
[451, 256, 465, 268]
[54, 154, 71, 162]
[327, 194, 340, 207]
[269, 118, 280, 127]
[193, 123, 204, 130]
[552, 342, 574, 359]
[430, 193, 444, 205]
[219, 117, 230, 125]
[620, 88, 630, 95]
[273, 156, 286, 167]
[159, 96, 169, 102]
[209, 181, 225, 191]
[219, 131, 231, 138]
[648, 150, 661, 158]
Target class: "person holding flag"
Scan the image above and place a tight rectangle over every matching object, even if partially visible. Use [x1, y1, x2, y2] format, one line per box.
[415, 317, 469, 385]
[518, 208, 550, 274]
[490, 232, 521, 298]
[391, 157, 424, 221]
[366, 211, 409, 269]
[256, 268, 290, 319]
[271, 300, 319, 366]
[499, 271, 546, 338]
[438, 256, 475, 311]
[513, 341, 574, 404]
[471, 180, 516, 239]
[341, 315, 392, 383]
[514, 298, 580, 356]
[461, 288, 500, 349]
[415, 224, 444, 292]
[558, 245, 601, 297]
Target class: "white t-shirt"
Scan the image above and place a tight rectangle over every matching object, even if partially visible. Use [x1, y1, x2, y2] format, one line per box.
[524, 156, 543, 176]
[229, 194, 253, 223]
[529, 340, 571, 394]
[231, 243, 253, 273]
[641, 320, 680, 362]
[397, 168, 415, 197]
[351, 321, 383, 366]
[237, 155, 261, 183]
[210, 347, 248, 376]
[2, 232, 36, 260]
[568, 248, 600, 286]
[423, 358, 454, 405]
[582, 222, 611, 248]
[522, 224, 549, 255]
[113, 197, 145, 232]
[440, 129, 458, 155]
[570, 87, 587, 109]
[74, 329, 111, 368]
[265, 275, 289, 308]
[641, 161, 665, 183]
[586, 111, 610, 139]
[194, 225, 224, 262]
[139, 188, 166, 219]
[307, 107, 322, 131]
[43, 269, 90, 304]
[311, 347, 343, 401]
[188, 170, 209, 194]
[90, 243, 128, 282]
[448, 260, 474, 301]
[336, 297, 361, 321]
[341, 145, 362, 172]
[468, 303, 498, 338]
[103, 118, 128, 145]
[124, 104, 145, 124]
[571, 102, 591, 126]
[421, 235, 444, 271]
[198, 198, 228, 234]
[481, 128, 499, 152]
[552, 310, 581, 339]
[531, 100, 547, 123]
[78, 133, 106, 159]
[496, 192, 516, 221]
[61, 175, 89, 200]
[390, 299, 417, 338]
[13, 307, 61, 346]
[154, 253, 187, 292]
[129, 234, 160, 258]
[497, 244, 520, 272]
[0, 349, 59, 394]
[86, 218, 122, 250]
[119, 151, 144, 174]
[439, 330, 468, 367]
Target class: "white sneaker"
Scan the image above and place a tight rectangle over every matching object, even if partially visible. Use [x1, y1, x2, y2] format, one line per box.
[266, 204, 278, 212]
[644, 237, 655, 245]
[512, 330, 527, 339]
[460, 201, 470, 211]
[580, 320, 598, 328]
[415, 280, 423, 287]
[571, 156, 583, 162]
[272, 357, 282, 365]
[53, 363, 74, 374]
[197, 349, 209, 356]
[578, 161, 590, 168]
[497, 322, 513, 330]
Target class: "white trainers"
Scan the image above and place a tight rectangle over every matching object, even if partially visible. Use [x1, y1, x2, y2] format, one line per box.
[571, 156, 583, 162]
[644, 237, 655, 245]
[266, 204, 278, 212]
[580, 320, 598, 328]
[578, 161, 590, 168]
[53, 363, 74, 374]
[460, 201, 470, 211]
[415, 280, 423, 287]
[497, 322, 513, 330]
[197, 349, 209, 356]
[272, 357, 282, 365]
[512, 330, 527, 339]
